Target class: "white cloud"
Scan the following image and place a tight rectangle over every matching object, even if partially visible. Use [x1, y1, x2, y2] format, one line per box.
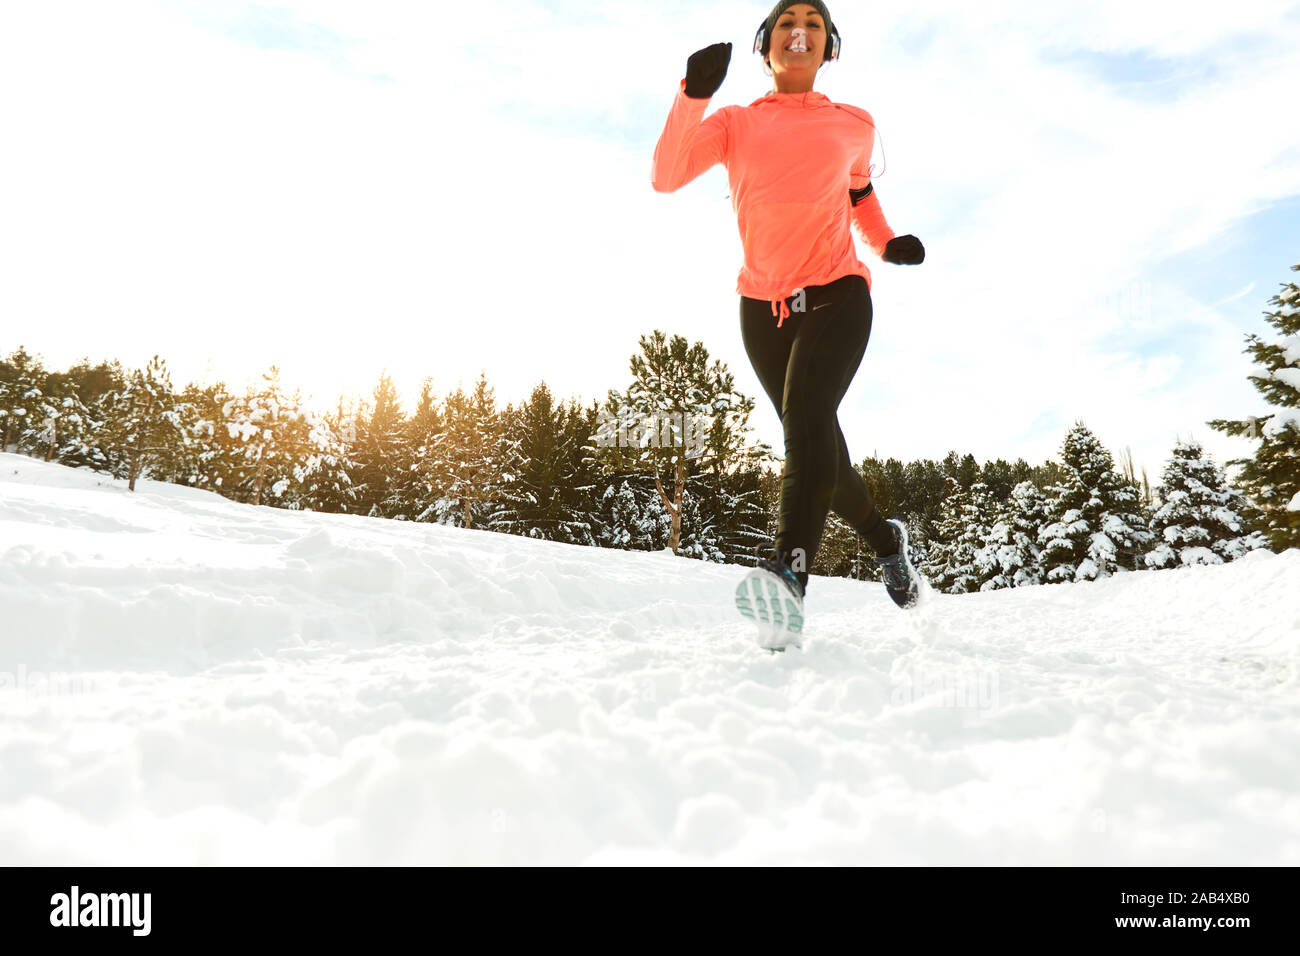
[0, 0, 1296, 484]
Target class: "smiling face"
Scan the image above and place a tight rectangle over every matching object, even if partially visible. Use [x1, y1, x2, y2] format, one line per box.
[766, 3, 831, 77]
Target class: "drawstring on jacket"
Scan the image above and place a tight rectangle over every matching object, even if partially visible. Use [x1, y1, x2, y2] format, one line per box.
[771, 297, 790, 326]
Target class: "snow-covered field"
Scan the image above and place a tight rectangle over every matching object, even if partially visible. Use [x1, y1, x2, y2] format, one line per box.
[1, 452, 1297, 865]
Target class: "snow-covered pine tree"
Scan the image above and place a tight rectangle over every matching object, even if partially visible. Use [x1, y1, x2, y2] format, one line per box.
[39, 358, 122, 471]
[55, 393, 108, 471]
[148, 394, 207, 487]
[1208, 261, 1300, 551]
[221, 367, 310, 506]
[490, 382, 605, 544]
[713, 459, 776, 567]
[389, 377, 444, 522]
[16, 384, 57, 460]
[555, 399, 603, 547]
[100, 355, 191, 492]
[975, 480, 1048, 589]
[945, 479, 995, 593]
[940, 451, 980, 492]
[17, 383, 102, 470]
[597, 331, 754, 556]
[47, 357, 125, 412]
[427, 372, 505, 529]
[175, 382, 243, 496]
[976, 458, 1024, 502]
[598, 478, 671, 551]
[1037, 421, 1154, 583]
[928, 477, 981, 593]
[675, 479, 727, 562]
[687, 370, 771, 566]
[350, 371, 408, 519]
[287, 408, 358, 513]
[903, 456, 964, 537]
[1144, 436, 1270, 568]
[0, 346, 46, 455]
[490, 381, 569, 540]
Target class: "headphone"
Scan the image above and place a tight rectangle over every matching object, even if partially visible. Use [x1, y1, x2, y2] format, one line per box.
[752, 15, 841, 65]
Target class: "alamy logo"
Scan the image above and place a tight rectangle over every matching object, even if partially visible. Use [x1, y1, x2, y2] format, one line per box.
[49, 886, 151, 936]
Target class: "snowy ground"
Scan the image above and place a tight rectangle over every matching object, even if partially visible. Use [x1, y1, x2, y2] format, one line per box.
[1, 452, 1298, 865]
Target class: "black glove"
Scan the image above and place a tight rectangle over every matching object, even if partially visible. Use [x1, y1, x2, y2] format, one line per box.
[684, 42, 731, 99]
[882, 235, 925, 265]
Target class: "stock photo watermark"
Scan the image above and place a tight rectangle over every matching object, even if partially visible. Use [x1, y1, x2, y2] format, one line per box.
[593, 407, 739, 459]
[0, 665, 97, 699]
[890, 664, 999, 712]
[49, 886, 151, 936]
[1098, 280, 1154, 326]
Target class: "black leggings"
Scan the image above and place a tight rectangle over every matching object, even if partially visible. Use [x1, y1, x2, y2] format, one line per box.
[740, 273, 896, 591]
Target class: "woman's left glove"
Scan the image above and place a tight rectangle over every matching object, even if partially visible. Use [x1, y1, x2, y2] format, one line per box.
[882, 235, 925, 264]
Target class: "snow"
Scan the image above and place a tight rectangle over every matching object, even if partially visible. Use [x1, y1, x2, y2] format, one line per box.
[1289, 491, 1300, 513]
[2, 451, 1299, 864]
[1264, 409, 1300, 438]
[1281, 333, 1300, 367]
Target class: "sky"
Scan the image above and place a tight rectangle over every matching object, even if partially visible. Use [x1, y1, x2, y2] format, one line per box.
[1, 0, 1298, 483]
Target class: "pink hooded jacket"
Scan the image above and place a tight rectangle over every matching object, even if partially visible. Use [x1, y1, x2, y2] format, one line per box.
[651, 78, 896, 325]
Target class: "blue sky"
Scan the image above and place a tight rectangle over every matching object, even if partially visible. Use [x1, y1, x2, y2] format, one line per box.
[1, 0, 1297, 485]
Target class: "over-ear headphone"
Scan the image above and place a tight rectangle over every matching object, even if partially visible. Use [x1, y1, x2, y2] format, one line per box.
[752, 16, 841, 64]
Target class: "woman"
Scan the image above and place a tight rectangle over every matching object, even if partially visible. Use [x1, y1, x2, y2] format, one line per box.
[650, 1, 926, 649]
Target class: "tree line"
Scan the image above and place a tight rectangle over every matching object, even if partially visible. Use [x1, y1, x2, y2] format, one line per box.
[2, 262, 1296, 591]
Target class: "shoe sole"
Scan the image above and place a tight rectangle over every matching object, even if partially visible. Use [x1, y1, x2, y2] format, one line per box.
[734, 568, 804, 651]
[885, 518, 922, 609]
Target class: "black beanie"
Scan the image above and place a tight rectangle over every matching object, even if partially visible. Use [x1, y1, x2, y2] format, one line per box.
[759, 1, 837, 63]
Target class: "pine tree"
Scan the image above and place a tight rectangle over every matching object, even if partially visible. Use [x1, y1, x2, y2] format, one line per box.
[101, 355, 190, 492]
[929, 478, 978, 593]
[47, 357, 125, 411]
[931, 478, 994, 593]
[428, 372, 504, 529]
[221, 367, 310, 506]
[491, 381, 608, 543]
[35, 357, 124, 472]
[288, 408, 358, 513]
[688, 367, 772, 565]
[675, 479, 727, 562]
[1208, 261, 1300, 551]
[351, 371, 408, 518]
[977, 458, 1021, 502]
[941, 451, 980, 491]
[150, 394, 208, 486]
[1038, 422, 1154, 583]
[598, 478, 671, 551]
[492, 381, 565, 539]
[19, 384, 103, 469]
[0, 346, 46, 455]
[1145, 437, 1270, 568]
[390, 378, 445, 522]
[975, 480, 1048, 590]
[557, 399, 604, 546]
[899, 457, 957, 540]
[597, 330, 753, 556]
[177, 381, 245, 497]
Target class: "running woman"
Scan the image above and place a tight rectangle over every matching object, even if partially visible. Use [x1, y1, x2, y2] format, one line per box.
[651, 1, 926, 649]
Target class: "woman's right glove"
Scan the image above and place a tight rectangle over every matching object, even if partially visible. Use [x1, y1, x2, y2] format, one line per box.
[684, 42, 732, 99]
